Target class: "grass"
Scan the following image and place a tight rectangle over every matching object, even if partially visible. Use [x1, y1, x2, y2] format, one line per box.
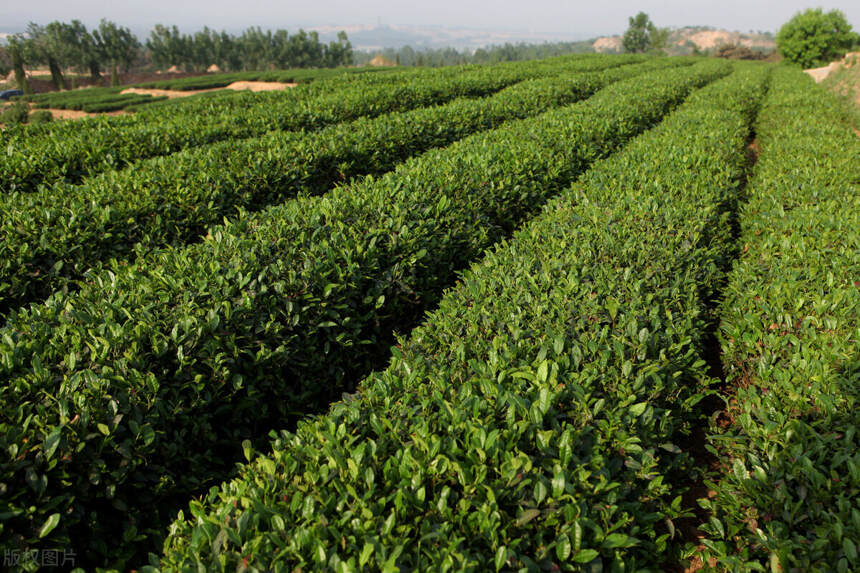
[822, 52, 860, 131]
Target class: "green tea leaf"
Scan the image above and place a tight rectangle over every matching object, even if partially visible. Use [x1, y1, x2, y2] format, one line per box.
[43, 427, 62, 460]
[39, 513, 60, 538]
[516, 509, 541, 526]
[556, 533, 572, 561]
[573, 549, 600, 563]
[494, 546, 507, 571]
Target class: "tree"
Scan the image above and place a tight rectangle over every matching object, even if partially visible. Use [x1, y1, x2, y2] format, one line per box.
[622, 12, 668, 54]
[6, 35, 32, 94]
[56, 20, 102, 82]
[93, 19, 140, 86]
[324, 31, 353, 67]
[776, 8, 858, 68]
[26, 22, 71, 90]
[147, 24, 186, 69]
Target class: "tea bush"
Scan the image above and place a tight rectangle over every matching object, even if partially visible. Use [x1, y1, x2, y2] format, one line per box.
[0, 59, 681, 317]
[0, 60, 727, 568]
[157, 64, 769, 572]
[700, 67, 860, 572]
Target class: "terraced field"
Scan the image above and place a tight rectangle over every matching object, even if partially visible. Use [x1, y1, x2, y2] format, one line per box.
[0, 55, 856, 572]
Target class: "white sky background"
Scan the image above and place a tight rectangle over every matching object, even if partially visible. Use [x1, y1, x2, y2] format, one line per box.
[2, 0, 859, 39]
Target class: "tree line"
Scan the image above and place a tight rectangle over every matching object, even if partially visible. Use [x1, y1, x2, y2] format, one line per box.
[0, 20, 353, 93]
[353, 40, 594, 68]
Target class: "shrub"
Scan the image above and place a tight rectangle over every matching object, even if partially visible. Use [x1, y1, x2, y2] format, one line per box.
[776, 8, 858, 68]
[0, 101, 29, 125]
[28, 110, 53, 124]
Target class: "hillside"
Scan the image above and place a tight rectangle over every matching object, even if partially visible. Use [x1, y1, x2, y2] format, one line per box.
[593, 26, 775, 55]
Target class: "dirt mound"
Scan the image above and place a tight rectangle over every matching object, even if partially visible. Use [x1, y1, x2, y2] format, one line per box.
[121, 81, 296, 99]
[225, 81, 296, 91]
[805, 52, 860, 83]
[593, 37, 623, 53]
[121, 87, 204, 98]
[369, 55, 397, 67]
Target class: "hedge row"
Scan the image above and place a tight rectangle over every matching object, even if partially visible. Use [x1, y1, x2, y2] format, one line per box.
[0, 60, 727, 570]
[131, 65, 401, 91]
[156, 63, 770, 572]
[0, 55, 639, 193]
[0, 65, 473, 192]
[0, 59, 680, 319]
[27, 89, 167, 112]
[698, 69, 860, 572]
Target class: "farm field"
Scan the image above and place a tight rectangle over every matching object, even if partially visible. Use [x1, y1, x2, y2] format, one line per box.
[6, 65, 409, 116]
[0, 54, 857, 573]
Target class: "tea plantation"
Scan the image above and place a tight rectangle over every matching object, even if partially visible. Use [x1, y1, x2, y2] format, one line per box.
[0, 55, 856, 572]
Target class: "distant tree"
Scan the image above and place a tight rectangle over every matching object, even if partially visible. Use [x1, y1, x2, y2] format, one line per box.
[623, 12, 653, 53]
[73, 21, 104, 81]
[48, 20, 102, 82]
[146, 24, 186, 70]
[776, 8, 858, 68]
[324, 31, 353, 67]
[649, 26, 670, 53]
[622, 12, 668, 54]
[0, 46, 10, 78]
[190, 27, 217, 71]
[93, 19, 140, 85]
[714, 43, 767, 60]
[6, 35, 31, 93]
[26, 22, 71, 89]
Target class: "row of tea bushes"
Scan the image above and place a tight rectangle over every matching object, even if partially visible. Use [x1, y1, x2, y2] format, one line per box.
[131, 65, 403, 91]
[0, 59, 680, 318]
[0, 55, 642, 193]
[156, 64, 770, 572]
[699, 68, 860, 572]
[24, 89, 168, 113]
[0, 61, 727, 569]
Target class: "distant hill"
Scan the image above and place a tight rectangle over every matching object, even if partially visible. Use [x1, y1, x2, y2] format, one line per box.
[593, 26, 775, 55]
[311, 24, 587, 51]
[310, 24, 775, 56]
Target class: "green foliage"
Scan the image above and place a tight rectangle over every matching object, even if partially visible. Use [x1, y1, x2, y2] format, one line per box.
[28, 110, 53, 124]
[24, 87, 166, 112]
[0, 59, 578, 193]
[158, 63, 766, 572]
[0, 101, 29, 125]
[0, 55, 655, 317]
[714, 43, 770, 60]
[0, 59, 727, 569]
[131, 65, 399, 91]
[0, 47, 10, 77]
[622, 12, 668, 54]
[776, 8, 858, 68]
[25, 22, 71, 90]
[700, 67, 860, 571]
[356, 40, 597, 67]
[6, 35, 32, 94]
[93, 18, 140, 85]
[145, 24, 353, 72]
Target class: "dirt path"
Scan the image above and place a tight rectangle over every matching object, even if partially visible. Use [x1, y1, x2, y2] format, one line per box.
[120, 87, 221, 98]
[121, 81, 296, 99]
[44, 108, 128, 120]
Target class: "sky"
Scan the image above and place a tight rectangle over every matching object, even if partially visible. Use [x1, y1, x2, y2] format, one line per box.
[1, 0, 859, 40]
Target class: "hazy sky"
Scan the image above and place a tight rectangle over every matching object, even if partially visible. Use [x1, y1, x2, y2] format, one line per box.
[2, 1, 859, 39]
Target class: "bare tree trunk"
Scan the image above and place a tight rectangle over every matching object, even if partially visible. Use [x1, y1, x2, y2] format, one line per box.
[11, 52, 31, 94]
[89, 60, 101, 82]
[48, 57, 66, 90]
